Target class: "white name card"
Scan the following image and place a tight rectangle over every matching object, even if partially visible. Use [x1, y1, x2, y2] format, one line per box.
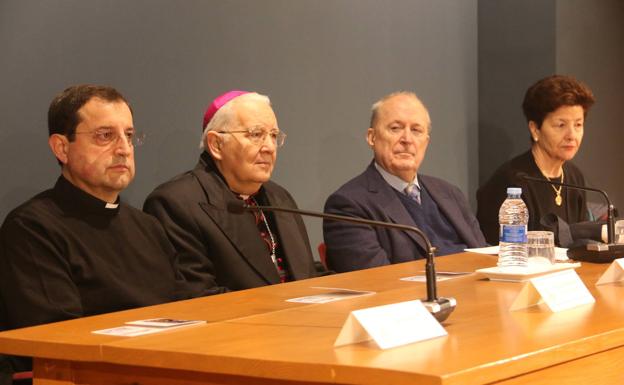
[596, 258, 624, 286]
[510, 269, 595, 312]
[334, 300, 447, 350]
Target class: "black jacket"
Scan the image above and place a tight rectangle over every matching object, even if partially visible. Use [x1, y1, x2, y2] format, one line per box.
[144, 152, 317, 294]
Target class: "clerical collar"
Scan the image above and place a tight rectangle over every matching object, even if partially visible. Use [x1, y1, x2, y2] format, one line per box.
[235, 186, 267, 204]
[374, 162, 420, 193]
[234, 190, 256, 201]
[54, 175, 121, 215]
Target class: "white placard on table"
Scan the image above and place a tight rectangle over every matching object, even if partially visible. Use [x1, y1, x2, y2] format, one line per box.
[93, 318, 206, 336]
[286, 287, 375, 304]
[93, 325, 168, 337]
[596, 258, 624, 286]
[334, 300, 447, 350]
[510, 269, 595, 312]
[400, 271, 472, 283]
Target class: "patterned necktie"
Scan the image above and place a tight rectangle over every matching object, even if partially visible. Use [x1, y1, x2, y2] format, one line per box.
[404, 183, 421, 204]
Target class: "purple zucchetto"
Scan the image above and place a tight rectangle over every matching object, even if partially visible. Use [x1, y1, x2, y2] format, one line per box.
[202, 90, 251, 130]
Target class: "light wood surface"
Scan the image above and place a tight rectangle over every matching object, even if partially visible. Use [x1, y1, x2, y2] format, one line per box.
[2, 252, 624, 385]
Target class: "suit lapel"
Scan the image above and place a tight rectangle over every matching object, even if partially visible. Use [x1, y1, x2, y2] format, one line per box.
[192, 160, 279, 284]
[365, 165, 428, 252]
[421, 176, 477, 246]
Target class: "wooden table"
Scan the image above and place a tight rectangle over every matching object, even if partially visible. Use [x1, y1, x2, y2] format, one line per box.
[1, 252, 624, 385]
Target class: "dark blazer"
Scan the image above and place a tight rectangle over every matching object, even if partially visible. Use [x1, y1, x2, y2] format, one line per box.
[144, 152, 317, 295]
[323, 162, 486, 272]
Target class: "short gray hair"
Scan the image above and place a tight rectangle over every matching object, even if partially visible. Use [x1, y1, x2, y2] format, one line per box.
[199, 92, 271, 148]
[369, 91, 431, 131]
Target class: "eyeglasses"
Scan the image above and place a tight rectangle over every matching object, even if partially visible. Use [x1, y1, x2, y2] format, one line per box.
[217, 127, 286, 147]
[73, 128, 146, 147]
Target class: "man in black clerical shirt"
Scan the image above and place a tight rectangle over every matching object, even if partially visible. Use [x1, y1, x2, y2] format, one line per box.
[144, 90, 319, 294]
[0, 85, 185, 381]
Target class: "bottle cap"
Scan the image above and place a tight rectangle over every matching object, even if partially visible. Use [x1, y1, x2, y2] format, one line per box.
[507, 187, 522, 195]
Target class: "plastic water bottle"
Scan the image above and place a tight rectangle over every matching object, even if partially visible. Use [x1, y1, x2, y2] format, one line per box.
[498, 187, 529, 269]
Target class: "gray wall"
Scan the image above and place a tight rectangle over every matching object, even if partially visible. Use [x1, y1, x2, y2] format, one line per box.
[556, 0, 624, 212]
[0, 0, 478, 259]
[478, 0, 624, 214]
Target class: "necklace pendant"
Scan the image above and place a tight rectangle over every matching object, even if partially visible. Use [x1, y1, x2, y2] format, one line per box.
[555, 194, 562, 206]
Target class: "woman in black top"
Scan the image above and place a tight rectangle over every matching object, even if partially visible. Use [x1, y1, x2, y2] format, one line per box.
[477, 75, 595, 245]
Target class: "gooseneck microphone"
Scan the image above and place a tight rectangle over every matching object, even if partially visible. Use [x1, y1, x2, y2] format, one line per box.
[227, 200, 456, 322]
[518, 172, 624, 263]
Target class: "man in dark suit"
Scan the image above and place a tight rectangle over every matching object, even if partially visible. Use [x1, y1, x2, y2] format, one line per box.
[323, 92, 486, 273]
[144, 90, 318, 295]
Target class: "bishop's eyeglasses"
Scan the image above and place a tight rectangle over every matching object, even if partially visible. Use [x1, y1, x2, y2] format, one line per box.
[217, 127, 286, 147]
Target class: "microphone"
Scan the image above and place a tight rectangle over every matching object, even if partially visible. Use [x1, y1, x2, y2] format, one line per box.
[517, 172, 624, 263]
[226, 200, 456, 322]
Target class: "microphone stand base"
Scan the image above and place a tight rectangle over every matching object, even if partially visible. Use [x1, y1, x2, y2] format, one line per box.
[568, 243, 624, 263]
[423, 297, 456, 323]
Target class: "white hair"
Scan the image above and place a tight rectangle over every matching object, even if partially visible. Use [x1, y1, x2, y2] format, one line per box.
[369, 91, 431, 131]
[199, 92, 271, 148]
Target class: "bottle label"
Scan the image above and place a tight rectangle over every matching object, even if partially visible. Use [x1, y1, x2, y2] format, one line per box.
[500, 224, 527, 243]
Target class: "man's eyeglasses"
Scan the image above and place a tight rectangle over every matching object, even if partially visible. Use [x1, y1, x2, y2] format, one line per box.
[217, 128, 286, 147]
[74, 128, 146, 147]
